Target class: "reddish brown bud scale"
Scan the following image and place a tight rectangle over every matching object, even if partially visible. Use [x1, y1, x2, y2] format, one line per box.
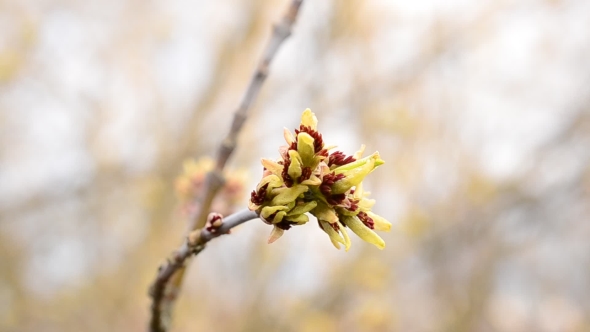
[357, 211, 375, 229]
[319, 172, 348, 206]
[320, 184, 332, 196]
[328, 151, 356, 167]
[326, 193, 345, 205]
[281, 156, 294, 187]
[250, 183, 269, 205]
[347, 199, 360, 212]
[276, 219, 295, 230]
[322, 172, 345, 186]
[318, 149, 329, 157]
[300, 166, 312, 182]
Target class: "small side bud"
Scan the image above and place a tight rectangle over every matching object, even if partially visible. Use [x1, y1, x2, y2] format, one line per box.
[206, 212, 224, 232]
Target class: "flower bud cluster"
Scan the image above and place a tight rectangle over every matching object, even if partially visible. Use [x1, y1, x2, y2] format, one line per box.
[249, 109, 391, 250]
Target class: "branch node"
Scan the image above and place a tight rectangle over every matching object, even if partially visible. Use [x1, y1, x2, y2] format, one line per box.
[187, 230, 202, 247]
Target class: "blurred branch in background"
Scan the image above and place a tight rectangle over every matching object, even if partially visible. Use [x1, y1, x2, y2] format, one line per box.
[148, 1, 304, 331]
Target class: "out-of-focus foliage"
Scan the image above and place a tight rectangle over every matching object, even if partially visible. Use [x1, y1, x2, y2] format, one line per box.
[1, 0, 590, 331]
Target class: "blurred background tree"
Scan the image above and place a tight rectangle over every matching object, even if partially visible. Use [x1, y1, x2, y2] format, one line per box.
[1, 0, 590, 331]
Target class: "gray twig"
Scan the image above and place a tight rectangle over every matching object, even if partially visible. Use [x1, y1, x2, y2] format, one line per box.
[149, 209, 259, 332]
[148, 1, 305, 331]
[189, 0, 304, 231]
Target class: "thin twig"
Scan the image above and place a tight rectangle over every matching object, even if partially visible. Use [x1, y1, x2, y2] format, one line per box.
[149, 209, 259, 332]
[189, 0, 304, 231]
[148, 1, 305, 331]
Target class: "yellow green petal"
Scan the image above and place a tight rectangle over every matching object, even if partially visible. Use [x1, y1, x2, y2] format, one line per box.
[261, 205, 289, 220]
[287, 201, 317, 216]
[320, 220, 344, 249]
[285, 200, 296, 210]
[375, 158, 385, 167]
[287, 150, 302, 181]
[311, 201, 339, 224]
[258, 174, 283, 191]
[301, 174, 321, 186]
[335, 206, 356, 217]
[272, 211, 287, 223]
[338, 220, 352, 251]
[341, 215, 386, 250]
[270, 185, 308, 206]
[287, 213, 309, 224]
[331, 158, 376, 194]
[300, 108, 318, 130]
[261, 158, 283, 177]
[333, 151, 383, 173]
[359, 197, 376, 210]
[367, 211, 392, 232]
[297, 132, 316, 165]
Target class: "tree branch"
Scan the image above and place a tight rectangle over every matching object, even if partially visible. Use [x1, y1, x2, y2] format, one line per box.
[148, 1, 305, 331]
[149, 209, 259, 332]
[188, 0, 304, 231]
